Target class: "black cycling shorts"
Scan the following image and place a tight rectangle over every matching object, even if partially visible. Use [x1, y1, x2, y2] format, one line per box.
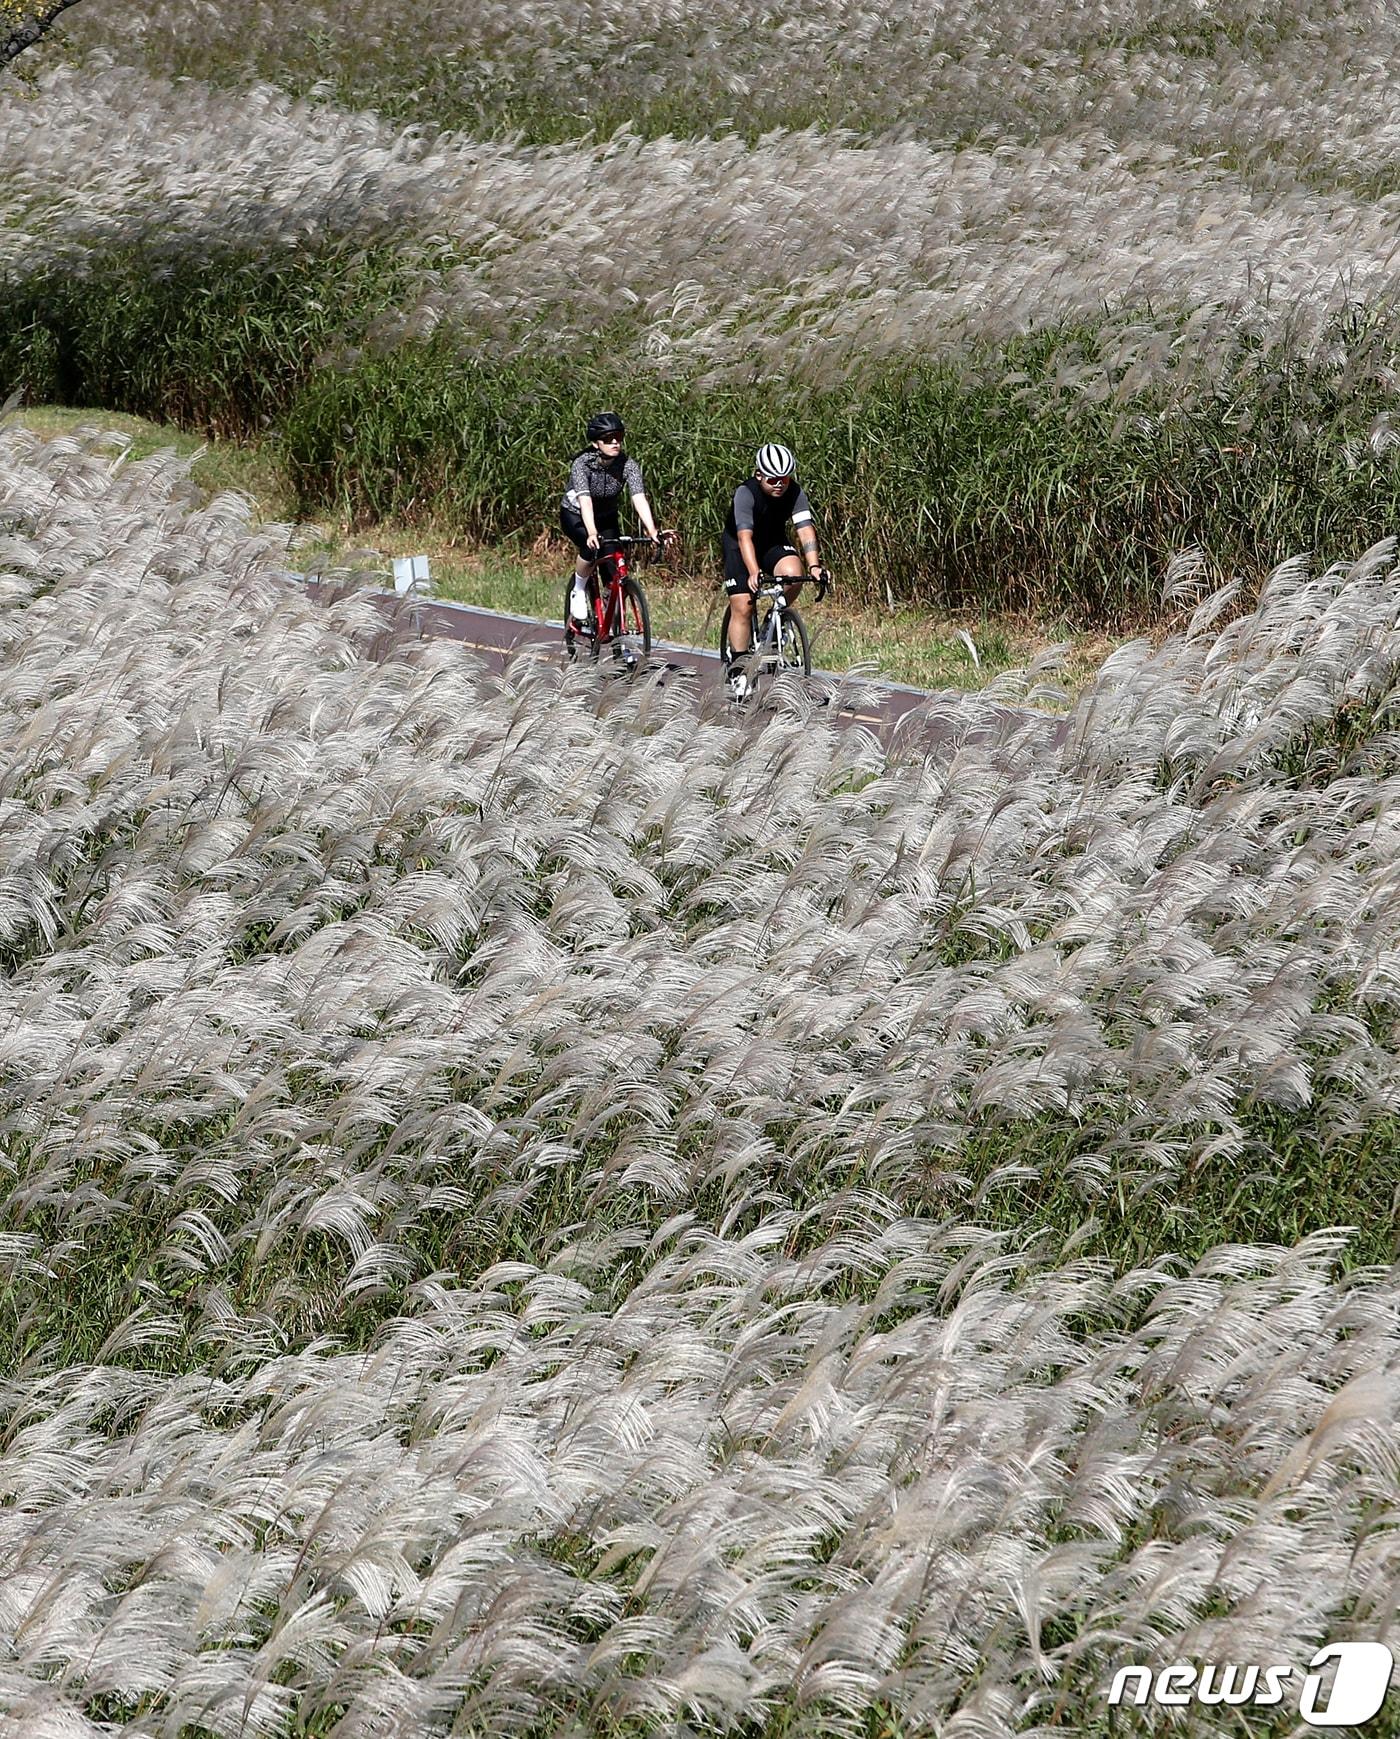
[560, 504, 620, 559]
[722, 534, 800, 596]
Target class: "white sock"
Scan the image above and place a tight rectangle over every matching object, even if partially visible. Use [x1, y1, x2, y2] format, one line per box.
[570, 582, 590, 621]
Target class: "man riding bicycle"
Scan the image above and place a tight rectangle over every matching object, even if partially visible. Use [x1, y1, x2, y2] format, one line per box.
[722, 442, 830, 686]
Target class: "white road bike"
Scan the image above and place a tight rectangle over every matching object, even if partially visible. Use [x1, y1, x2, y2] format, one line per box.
[718, 576, 813, 700]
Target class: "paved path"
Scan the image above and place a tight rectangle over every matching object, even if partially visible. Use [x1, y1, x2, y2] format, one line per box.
[313, 581, 1070, 755]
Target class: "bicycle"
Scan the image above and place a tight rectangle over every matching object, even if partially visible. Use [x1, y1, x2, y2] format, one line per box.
[718, 576, 814, 699]
[563, 534, 662, 669]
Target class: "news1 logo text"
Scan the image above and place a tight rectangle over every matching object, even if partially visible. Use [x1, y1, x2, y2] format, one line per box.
[1108, 1642, 1395, 1726]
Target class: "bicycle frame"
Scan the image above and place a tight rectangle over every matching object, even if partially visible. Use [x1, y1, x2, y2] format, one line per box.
[754, 581, 790, 656]
[720, 573, 812, 695]
[742, 579, 800, 671]
[565, 534, 658, 667]
[591, 540, 634, 640]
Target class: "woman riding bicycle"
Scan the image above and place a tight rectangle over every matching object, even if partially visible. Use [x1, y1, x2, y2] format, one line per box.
[723, 442, 830, 681]
[561, 412, 673, 628]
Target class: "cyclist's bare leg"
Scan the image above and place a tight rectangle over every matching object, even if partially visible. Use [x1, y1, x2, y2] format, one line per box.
[727, 592, 755, 657]
[570, 556, 597, 623]
[774, 553, 804, 607]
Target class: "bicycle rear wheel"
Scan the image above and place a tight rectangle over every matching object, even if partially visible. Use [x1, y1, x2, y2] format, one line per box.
[718, 604, 737, 668]
[606, 576, 651, 668]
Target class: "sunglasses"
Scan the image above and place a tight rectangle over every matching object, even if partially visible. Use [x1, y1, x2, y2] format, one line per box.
[597, 434, 624, 444]
[758, 472, 791, 484]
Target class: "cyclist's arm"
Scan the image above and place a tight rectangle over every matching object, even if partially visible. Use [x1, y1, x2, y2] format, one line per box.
[733, 486, 762, 586]
[630, 491, 661, 541]
[568, 455, 600, 545]
[791, 487, 822, 574]
[625, 458, 667, 542]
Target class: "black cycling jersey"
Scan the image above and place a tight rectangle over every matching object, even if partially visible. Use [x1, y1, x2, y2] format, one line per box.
[561, 449, 645, 513]
[725, 477, 814, 550]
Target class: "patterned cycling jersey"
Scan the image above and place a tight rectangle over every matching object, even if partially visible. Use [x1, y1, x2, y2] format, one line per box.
[562, 449, 645, 513]
[725, 477, 815, 548]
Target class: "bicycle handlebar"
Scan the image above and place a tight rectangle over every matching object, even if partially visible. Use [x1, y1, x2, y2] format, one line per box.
[749, 570, 828, 601]
[596, 534, 671, 561]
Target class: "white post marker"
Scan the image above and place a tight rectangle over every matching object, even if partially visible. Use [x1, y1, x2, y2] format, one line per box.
[392, 554, 431, 595]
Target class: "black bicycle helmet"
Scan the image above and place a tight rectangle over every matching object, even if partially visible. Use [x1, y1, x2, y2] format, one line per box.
[586, 411, 626, 441]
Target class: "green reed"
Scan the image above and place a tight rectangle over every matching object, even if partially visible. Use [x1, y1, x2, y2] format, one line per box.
[7, 241, 1400, 625]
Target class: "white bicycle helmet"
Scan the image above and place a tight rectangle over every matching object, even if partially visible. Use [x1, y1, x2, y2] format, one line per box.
[755, 442, 796, 480]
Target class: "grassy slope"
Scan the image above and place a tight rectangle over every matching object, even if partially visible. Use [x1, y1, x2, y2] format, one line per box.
[52, 0, 1399, 158]
[9, 405, 297, 518]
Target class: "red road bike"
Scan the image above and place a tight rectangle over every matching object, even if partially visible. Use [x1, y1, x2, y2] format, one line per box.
[563, 535, 663, 668]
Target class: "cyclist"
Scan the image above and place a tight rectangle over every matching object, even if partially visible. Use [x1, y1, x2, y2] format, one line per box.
[561, 411, 672, 629]
[722, 442, 830, 681]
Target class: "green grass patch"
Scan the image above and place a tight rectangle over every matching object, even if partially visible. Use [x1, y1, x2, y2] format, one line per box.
[8, 403, 298, 520]
[9, 239, 1400, 629]
[272, 304, 1400, 626]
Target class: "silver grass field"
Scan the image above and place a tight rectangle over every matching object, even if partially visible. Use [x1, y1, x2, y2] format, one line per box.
[6, 48, 1400, 392]
[53, 0, 1400, 168]
[3, 423, 1400, 1733]
[7, 3, 1400, 1733]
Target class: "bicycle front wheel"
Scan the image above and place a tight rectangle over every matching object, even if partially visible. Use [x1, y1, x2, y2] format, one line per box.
[608, 576, 651, 667]
[771, 606, 811, 677]
[563, 580, 581, 661]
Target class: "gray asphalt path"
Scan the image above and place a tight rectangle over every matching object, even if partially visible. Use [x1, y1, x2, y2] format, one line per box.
[310, 580, 1070, 755]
